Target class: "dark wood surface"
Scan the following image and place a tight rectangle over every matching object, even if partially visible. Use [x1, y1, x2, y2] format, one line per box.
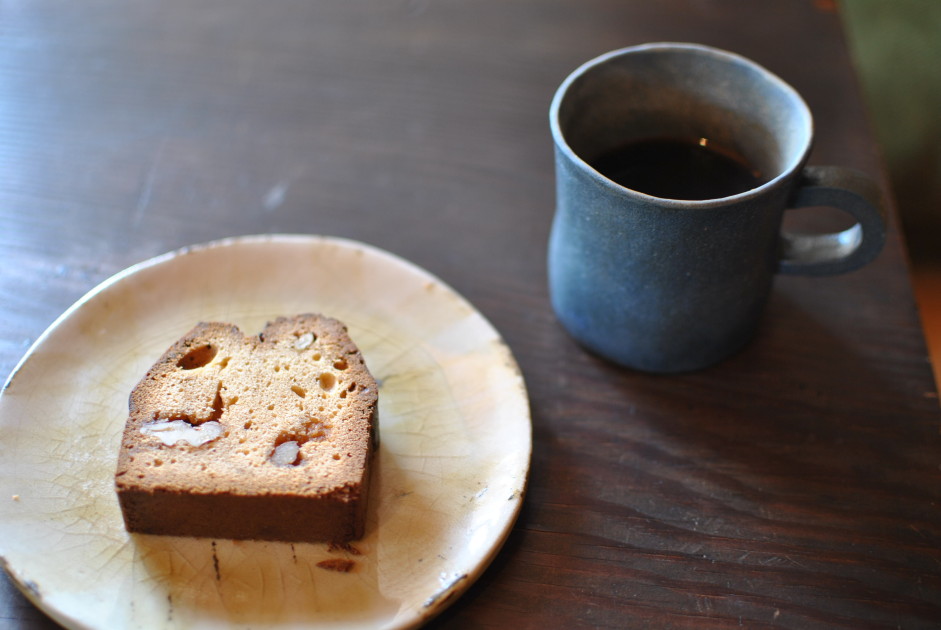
[2, 1, 939, 628]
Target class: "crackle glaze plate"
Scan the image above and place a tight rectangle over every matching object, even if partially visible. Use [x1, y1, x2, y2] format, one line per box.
[0, 235, 531, 629]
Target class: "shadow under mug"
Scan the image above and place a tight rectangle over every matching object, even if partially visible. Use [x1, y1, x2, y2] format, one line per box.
[548, 42, 887, 373]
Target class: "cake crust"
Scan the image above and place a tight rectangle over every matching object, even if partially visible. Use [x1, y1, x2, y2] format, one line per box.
[115, 314, 378, 543]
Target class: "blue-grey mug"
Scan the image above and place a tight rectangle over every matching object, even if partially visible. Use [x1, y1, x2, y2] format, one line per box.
[548, 43, 887, 373]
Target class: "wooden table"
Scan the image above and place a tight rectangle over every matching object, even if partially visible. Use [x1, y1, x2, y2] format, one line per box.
[2, 1, 939, 627]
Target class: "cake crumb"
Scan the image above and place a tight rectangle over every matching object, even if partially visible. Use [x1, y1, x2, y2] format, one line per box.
[316, 558, 356, 573]
[11, 494, 20, 501]
[328, 541, 362, 555]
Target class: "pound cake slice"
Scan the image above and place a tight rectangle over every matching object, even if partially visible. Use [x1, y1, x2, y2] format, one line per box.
[114, 314, 378, 543]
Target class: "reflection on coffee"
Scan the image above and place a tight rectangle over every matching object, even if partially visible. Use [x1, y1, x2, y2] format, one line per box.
[590, 137, 766, 200]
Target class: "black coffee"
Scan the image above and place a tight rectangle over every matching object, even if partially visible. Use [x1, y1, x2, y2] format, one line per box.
[590, 137, 765, 200]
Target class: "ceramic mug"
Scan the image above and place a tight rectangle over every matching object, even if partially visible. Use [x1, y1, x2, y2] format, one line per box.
[548, 43, 887, 373]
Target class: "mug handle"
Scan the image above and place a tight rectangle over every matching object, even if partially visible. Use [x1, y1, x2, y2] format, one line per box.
[778, 166, 887, 276]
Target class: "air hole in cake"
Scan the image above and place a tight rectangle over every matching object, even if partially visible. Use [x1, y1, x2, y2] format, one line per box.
[312, 352, 322, 361]
[208, 386, 225, 423]
[319, 372, 336, 390]
[333, 359, 348, 371]
[178, 344, 217, 370]
[218, 356, 230, 369]
[291, 385, 307, 398]
[276, 431, 309, 447]
[303, 417, 332, 442]
[244, 420, 252, 429]
[267, 404, 275, 411]
[339, 390, 347, 399]
[332, 453, 341, 460]
[154, 459, 163, 467]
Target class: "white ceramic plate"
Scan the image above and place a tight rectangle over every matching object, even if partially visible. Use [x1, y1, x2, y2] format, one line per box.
[0, 235, 531, 629]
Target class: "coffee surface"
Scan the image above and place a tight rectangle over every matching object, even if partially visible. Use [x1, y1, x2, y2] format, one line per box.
[591, 137, 765, 200]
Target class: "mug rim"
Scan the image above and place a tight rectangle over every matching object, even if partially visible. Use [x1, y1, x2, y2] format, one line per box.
[549, 42, 814, 208]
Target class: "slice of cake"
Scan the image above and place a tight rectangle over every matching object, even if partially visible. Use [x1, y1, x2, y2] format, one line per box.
[114, 314, 378, 543]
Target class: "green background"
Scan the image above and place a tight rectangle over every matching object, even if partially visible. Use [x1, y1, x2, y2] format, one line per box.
[843, 0, 941, 264]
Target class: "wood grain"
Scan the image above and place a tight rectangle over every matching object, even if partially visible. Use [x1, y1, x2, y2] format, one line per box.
[1, 0, 938, 628]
